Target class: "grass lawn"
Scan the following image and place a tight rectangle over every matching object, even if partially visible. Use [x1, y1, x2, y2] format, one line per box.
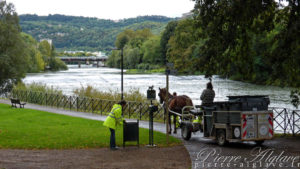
[0, 103, 181, 149]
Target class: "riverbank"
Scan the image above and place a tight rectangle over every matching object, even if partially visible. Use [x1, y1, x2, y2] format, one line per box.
[125, 68, 165, 74]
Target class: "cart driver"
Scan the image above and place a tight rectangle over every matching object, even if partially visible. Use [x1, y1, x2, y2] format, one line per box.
[200, 80, 215, 106]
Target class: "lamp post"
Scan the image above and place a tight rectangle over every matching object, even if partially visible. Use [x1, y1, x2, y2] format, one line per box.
[120, 48, 124, 100]
[114, 35, 128, 100]
[112, 47, 124, 101]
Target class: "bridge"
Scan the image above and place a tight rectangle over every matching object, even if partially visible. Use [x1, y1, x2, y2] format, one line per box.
[58, 56, 108, 67]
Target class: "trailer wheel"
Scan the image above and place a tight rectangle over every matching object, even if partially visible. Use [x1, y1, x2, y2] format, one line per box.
[255, 140, 264, 145]
[181, 124, 192, 140]
[216, 130, 227, 146]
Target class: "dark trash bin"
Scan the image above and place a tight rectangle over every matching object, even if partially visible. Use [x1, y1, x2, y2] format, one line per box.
[123, 120, 139, 148]
[227, 95, 270, 111]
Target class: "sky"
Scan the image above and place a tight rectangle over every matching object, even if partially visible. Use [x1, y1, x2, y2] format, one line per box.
[5, 0, 195, 20]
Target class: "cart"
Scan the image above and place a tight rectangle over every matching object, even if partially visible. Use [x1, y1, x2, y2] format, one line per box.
[178, 95, 274, 146]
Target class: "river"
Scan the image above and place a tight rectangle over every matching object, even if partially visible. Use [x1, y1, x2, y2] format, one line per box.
[23, 65, 295, 109]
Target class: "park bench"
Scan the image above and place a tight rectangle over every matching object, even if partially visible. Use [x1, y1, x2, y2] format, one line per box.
[10, 98, 26, 108]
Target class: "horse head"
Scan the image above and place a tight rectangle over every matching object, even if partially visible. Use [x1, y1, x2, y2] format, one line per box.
[158, 87, 165, 104]
[158, 87, 173, 104]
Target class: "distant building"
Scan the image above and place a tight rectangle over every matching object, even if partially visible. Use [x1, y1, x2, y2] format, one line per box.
[92, 51, 106, 57]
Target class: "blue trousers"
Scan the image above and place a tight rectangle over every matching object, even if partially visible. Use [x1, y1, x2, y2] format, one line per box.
[109, 128, 116, 149]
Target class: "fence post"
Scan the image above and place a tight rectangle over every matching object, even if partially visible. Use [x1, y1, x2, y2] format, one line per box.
[56, 95, 59, 108]
[45, 93, 48, 106]
[69, 96, 72, 110]
[284, 108, 287, 135]
[27, 91, 30, 102]
[76, 97, 79, 111]
[128, 102, 130, 118]
[163, 107, 166, 124]
[293, 110, 295, 136]
[92, 99, 94, 113]
[139, 103, 142, 120]
[100, 100, 103, 115]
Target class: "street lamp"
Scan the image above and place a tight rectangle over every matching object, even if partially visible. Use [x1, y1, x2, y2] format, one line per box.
[112, 47, 124, 100]
[120, 48, 124, 100]
[114, 34, 128, 101]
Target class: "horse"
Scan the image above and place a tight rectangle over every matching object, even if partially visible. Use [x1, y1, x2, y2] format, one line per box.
[158, 88, 193, 134]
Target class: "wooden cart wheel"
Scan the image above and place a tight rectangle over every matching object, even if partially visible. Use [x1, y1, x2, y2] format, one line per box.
[181, 124, 192, 141]
[216, 130, 227, 146]
[255, 140, 264, 145]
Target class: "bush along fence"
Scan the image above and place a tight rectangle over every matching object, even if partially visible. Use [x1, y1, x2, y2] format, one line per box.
[5, 89, 300, 136]
[10, 89, 166, 122]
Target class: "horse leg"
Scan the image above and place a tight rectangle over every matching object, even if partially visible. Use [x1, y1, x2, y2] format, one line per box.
[173, 114, 177, 134]
[168, 113, 172, 134]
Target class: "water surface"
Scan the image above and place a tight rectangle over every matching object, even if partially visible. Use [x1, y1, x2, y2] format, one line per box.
[23, 65, 294, 109]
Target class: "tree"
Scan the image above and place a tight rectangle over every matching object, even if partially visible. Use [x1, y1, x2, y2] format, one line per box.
[166, 19, 198, 73]
[38, 40, 52, 67]
[115, 29, 134, 49]
[0, 1, 28, 92]
[189, 0, 278, 80]
[269, 0, 300, 87]
[21, 33, 45, 72]
[141, 36, 162, 64]
[123, 47, 140, 69]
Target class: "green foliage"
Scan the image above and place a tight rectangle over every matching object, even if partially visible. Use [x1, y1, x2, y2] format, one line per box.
[106, 50, 121, 68]
[0, 103, 180, 149]
[49, 57, 68, 71]
[141, 36, 163, 64]
[123, 47, 140, 69]
[115, 31, 130, 49]
[125, 68, 165, 74]
[13, 82, 63, 95]
[73, 85, 147, 102]
[38, 40, 67, 71]
[109, 28, 164, 70]
[21, 33, 45, 73]
[0, 1, 28, 92]
[56, 51, 96, 57]
[19, 14, 174, 52]
[166, 19, 199, 74]
[141, 0, 299, 88]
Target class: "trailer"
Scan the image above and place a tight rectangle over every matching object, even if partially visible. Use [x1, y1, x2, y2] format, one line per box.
[179, 95, 274, 146]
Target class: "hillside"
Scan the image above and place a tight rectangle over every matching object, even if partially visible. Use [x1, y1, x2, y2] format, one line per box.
[19, 14, 174, 52]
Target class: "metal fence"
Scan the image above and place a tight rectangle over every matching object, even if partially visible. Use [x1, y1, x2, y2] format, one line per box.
[4, 90, 300, 135]
[9, 89, 166, 122]
[269, 107, 300, 136]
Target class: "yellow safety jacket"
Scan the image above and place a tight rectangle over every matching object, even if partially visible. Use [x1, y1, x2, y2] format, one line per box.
[103, 104, 123, 130]
[193, 116, 202, 124]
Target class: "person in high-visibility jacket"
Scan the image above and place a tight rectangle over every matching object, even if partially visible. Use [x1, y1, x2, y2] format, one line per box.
[103, 100, 126, 150]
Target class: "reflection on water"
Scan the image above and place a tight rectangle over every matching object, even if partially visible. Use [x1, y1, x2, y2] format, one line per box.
[23, 65, 295, 109]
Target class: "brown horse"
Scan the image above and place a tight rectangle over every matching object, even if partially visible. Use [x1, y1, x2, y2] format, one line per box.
[158, 88, 193, 134]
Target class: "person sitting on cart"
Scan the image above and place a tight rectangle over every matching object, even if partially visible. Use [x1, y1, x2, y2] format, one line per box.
[200, 80, 215, 107]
